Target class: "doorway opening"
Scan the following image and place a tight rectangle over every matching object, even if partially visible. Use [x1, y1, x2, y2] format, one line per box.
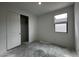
[20, 15, 29, 44]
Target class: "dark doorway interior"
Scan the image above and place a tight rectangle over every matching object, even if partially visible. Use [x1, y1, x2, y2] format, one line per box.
[20, 15, 29, 43]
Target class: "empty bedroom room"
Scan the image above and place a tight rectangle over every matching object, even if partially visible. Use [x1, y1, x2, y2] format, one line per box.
[0, 2, 79, 57]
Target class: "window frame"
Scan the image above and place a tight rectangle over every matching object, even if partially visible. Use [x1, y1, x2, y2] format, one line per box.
[54, 13, 68, 33]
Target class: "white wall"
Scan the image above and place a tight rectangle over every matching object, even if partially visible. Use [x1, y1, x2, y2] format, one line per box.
[0, 10, 7, 55]
[74, 2, 79, 55]
[0, 6, 37, 54]
[37, 5, 75, 49]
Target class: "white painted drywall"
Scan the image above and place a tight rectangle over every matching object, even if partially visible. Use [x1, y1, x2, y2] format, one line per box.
[37, 5, 75, 49]
[74, 2, 79, 55]
[0, 10, 7, 55]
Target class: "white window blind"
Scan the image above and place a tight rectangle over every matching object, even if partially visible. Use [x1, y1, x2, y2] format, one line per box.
[54, 13, 68, 33]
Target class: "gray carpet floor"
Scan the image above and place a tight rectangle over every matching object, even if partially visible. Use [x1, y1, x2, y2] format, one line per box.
[0, 41, 77, 57]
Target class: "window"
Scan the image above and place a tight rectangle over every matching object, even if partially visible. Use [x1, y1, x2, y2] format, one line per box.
[54, 13, 68, 32]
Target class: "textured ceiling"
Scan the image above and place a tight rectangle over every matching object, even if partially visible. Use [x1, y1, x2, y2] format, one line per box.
[0, 2, 74, 16]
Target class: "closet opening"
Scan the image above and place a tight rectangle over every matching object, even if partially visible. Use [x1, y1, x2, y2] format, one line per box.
[20, 15, 29, 44]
